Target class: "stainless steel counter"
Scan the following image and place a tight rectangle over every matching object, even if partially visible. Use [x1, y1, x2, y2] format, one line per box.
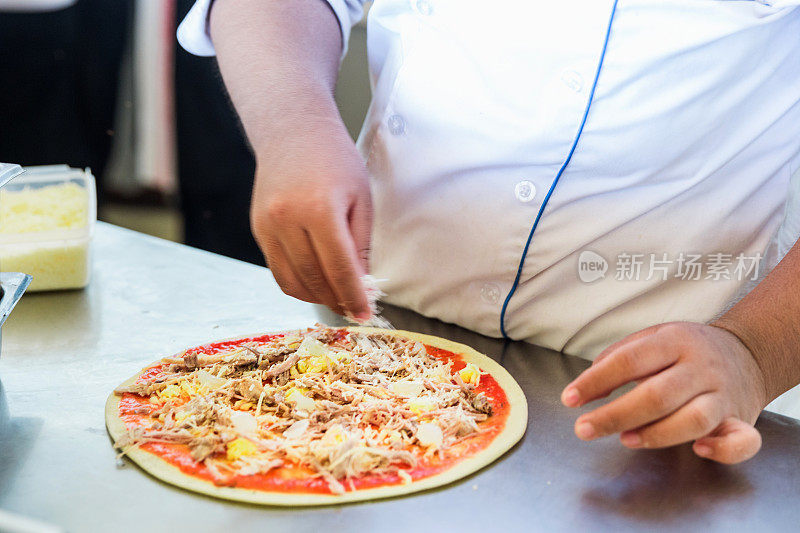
[2, 223, 800, 533]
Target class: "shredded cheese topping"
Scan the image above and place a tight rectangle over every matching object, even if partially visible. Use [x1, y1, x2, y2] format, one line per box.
[345, 275, 394, 329]
[114, 325, 493, 494]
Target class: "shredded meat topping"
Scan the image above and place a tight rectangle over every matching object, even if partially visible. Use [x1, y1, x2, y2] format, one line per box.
[114, 325, 496, 494]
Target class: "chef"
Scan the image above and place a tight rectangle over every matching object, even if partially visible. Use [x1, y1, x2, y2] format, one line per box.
[177, 0, 800, 464]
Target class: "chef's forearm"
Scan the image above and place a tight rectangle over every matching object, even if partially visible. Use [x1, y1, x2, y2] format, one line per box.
[713, 240, 800, 402]
[209, 0, 345, 159]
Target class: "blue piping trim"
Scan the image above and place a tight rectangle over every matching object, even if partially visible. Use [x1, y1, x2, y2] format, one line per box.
[499, 0, 619, 339]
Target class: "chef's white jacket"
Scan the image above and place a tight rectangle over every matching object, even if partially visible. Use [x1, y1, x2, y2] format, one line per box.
[178, 0, 800, 360]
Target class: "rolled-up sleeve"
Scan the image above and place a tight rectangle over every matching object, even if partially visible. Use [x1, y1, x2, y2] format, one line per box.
[176, 0, 368, 58]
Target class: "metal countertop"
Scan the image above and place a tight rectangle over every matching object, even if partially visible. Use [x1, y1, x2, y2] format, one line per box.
[2, 222, 800, 533]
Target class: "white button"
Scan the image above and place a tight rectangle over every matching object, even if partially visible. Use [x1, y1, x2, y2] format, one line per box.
[514, 180, 536, 203]
[414, 0, 433, 16]
[387, 114, 406, 136]
[561, 70, 584, 93]
[480, 283, 501, 305]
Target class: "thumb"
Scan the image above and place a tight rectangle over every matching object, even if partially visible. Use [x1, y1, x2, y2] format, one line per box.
[349, 181, 373, 276]
[693, 417, 762, 464]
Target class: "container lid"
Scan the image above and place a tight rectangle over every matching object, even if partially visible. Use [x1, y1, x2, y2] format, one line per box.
[0, 163, 24, 189]
[0, 166, 96, 245]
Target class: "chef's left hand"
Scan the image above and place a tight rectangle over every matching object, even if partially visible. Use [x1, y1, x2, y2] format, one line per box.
[561, 322, 769, 464]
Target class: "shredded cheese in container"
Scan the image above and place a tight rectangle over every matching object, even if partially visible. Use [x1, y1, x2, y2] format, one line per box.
[0, 182, 87, 233]
[0, 171, 94, 292]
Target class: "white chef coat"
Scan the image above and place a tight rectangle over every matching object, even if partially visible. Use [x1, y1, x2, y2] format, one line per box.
[179, 0, 800, 359]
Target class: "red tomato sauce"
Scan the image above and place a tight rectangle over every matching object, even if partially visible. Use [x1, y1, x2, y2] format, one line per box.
[119, 337, 510, 494]
[181, 333, 284, 358]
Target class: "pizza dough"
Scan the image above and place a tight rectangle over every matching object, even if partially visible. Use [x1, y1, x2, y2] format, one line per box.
[106, 327, 528, 505]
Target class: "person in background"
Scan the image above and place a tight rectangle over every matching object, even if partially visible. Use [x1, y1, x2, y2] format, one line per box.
[0, 1, 261, 265]
[178, 0, 800, 465]
[175, 0, 262, 265]
[0, 0, 128, 197]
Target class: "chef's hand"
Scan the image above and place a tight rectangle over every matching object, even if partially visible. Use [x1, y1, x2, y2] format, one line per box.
[561, 322, 769, 464]
[209, 0, 372, 319]
[250, 117, 372, 319]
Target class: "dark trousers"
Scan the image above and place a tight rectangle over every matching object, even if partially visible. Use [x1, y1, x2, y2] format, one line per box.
[0, 0, 129, 196]
[175, 0, 262, 266]
[0, 1, 262, 266]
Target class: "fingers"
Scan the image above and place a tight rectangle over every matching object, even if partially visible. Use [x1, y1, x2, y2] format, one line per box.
[252, 184, 369, 318]
[348, 184, 373, 276]
[617, 392, 724, 448]
[693, 417, 762, 464]
[259, 236, 316, 304]
[564, 322, 766, 464]
[261, 220, 362, 317]
[309, 212, 370, 319]
[562, 335, 679, 408]
[279, 228, 344, 315]
[591, 326, 659, 367]
[574, 366, 703, 441]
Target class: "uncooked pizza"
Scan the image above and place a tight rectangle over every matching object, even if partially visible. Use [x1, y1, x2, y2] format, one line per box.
[106, 325, 527, 505]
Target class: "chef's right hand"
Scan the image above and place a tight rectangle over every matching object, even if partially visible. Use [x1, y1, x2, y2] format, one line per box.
[250, 117, 372, 319]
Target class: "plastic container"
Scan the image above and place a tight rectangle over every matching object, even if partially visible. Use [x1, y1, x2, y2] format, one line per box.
[0, 166, 96, 291]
